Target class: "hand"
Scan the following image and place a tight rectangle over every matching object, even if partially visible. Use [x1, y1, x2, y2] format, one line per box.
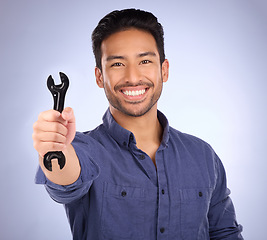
[32, 107, 76, 157]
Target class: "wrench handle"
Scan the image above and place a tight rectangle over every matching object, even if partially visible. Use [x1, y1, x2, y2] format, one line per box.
[43, 72, 69, 171]
[52, 89, 67, 113]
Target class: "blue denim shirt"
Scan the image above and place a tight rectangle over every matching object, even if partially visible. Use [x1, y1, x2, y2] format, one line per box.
[36, 109, 243, 240]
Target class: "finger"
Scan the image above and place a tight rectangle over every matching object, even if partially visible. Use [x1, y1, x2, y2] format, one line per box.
[38, 110, 67, 125]
[33, 141, 66, 157]
[33, 131, 67, 144]
[33, 121, 68, 136]
[38, 109, 60, 121]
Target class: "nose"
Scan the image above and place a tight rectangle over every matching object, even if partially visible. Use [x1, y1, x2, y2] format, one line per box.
[124, 64, 141, 84]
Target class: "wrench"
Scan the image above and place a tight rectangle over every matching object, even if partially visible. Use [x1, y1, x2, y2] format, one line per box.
[43, 72, 69, 171]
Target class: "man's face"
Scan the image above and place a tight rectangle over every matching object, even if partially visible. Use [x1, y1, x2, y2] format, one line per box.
[96, 28, 169, 117]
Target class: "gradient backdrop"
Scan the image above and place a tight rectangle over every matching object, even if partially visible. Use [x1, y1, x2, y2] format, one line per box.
[1, 0, 266, 239]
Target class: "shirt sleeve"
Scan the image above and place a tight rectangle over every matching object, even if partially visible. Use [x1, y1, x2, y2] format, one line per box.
[35, 132, 100, 205]
[208, 153, 243, 239]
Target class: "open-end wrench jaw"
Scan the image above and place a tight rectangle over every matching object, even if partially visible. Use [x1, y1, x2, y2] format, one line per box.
[44, 72, 69, 171]
[44, 151, 65, 171]
[47, 72, 69, 113]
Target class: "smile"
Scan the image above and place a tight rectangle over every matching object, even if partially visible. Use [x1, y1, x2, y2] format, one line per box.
[122, 89, 146, 96]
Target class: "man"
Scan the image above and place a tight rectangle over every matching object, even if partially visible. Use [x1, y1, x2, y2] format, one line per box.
[33, 8, 243, 239]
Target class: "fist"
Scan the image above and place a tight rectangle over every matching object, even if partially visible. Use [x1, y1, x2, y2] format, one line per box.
[32, 107, 76, 157]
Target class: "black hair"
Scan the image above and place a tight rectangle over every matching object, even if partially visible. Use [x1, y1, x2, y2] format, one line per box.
[92, 8, 165, 70]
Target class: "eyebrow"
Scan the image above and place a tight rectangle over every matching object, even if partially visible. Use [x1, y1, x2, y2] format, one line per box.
[106, 55, 125, 61]
[138, 51, 157, 58]
[105, 52, 157, 62]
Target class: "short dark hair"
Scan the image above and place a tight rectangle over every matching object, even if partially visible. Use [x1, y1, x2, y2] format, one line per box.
[92, 8, 165, 70]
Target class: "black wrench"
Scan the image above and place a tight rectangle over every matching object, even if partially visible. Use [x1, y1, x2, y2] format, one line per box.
[43, 72, 69, 171]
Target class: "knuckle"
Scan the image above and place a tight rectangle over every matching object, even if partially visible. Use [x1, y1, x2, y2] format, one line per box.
[52, 134, 63, 143]
[33, 142, 37, 150]
[32, 121, 39, 130]
[32, 132, 36, 140]
[32, 131, 42, 141]
[33, 142, 41, 152]
[38, 110, 56, 121]
[32, 134, 39, 143]
[50, 142, 60, 150]
[50, 142, 56, 149]
[53, 123, 61, 132]
[55, 124, 67, 135]
[38, 112, 44, 120]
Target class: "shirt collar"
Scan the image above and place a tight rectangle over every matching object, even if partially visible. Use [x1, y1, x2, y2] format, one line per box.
[102, 108, 169, 148]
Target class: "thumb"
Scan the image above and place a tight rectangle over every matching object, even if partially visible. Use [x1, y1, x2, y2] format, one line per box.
[61, 107, 76, 145]
[62, 107, 75, 123]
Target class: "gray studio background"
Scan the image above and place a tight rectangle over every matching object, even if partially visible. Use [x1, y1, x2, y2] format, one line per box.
[1, 0, 266, 239]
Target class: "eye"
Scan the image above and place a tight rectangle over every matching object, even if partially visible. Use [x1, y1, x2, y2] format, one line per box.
[111, 62, 124, 67]
[140, 60, 152, 65]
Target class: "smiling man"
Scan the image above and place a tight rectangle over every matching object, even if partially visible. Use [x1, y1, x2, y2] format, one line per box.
[96, 29, 168, 119]
[33, 9, 243, 240]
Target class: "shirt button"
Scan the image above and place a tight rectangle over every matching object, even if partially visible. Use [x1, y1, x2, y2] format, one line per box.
[121, 191, 127, 197]
[139, 154, 145, 160]
[130, 135, 134, 141]
[199, 191, 203, 197]
[161, 189, 165, 195]
[160, 227, 165, 233]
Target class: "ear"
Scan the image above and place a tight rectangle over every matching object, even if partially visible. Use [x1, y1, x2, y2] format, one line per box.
[161, 59, 169, 83]
[95, 67, 104, 88]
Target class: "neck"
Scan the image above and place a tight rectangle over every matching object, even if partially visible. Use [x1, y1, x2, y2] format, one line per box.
[110, 105, 162, 145]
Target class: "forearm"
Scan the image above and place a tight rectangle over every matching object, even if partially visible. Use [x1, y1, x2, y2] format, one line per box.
[39, 144, 81, 186]
[209, 155, 243, 239]
[209, 195, 243, 239]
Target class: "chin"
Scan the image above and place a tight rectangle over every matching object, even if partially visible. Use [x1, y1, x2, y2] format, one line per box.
[115, 102, 157, 118]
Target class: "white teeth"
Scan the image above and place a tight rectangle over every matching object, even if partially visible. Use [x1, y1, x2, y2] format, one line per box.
[123, 89, 146, 96]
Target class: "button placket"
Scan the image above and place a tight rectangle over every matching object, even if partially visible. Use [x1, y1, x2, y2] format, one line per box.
[156, 150, 169, 239]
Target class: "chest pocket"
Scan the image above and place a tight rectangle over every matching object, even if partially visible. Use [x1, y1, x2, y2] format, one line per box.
[101, 182, 145, 240]
[179, 188, 212, 240]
